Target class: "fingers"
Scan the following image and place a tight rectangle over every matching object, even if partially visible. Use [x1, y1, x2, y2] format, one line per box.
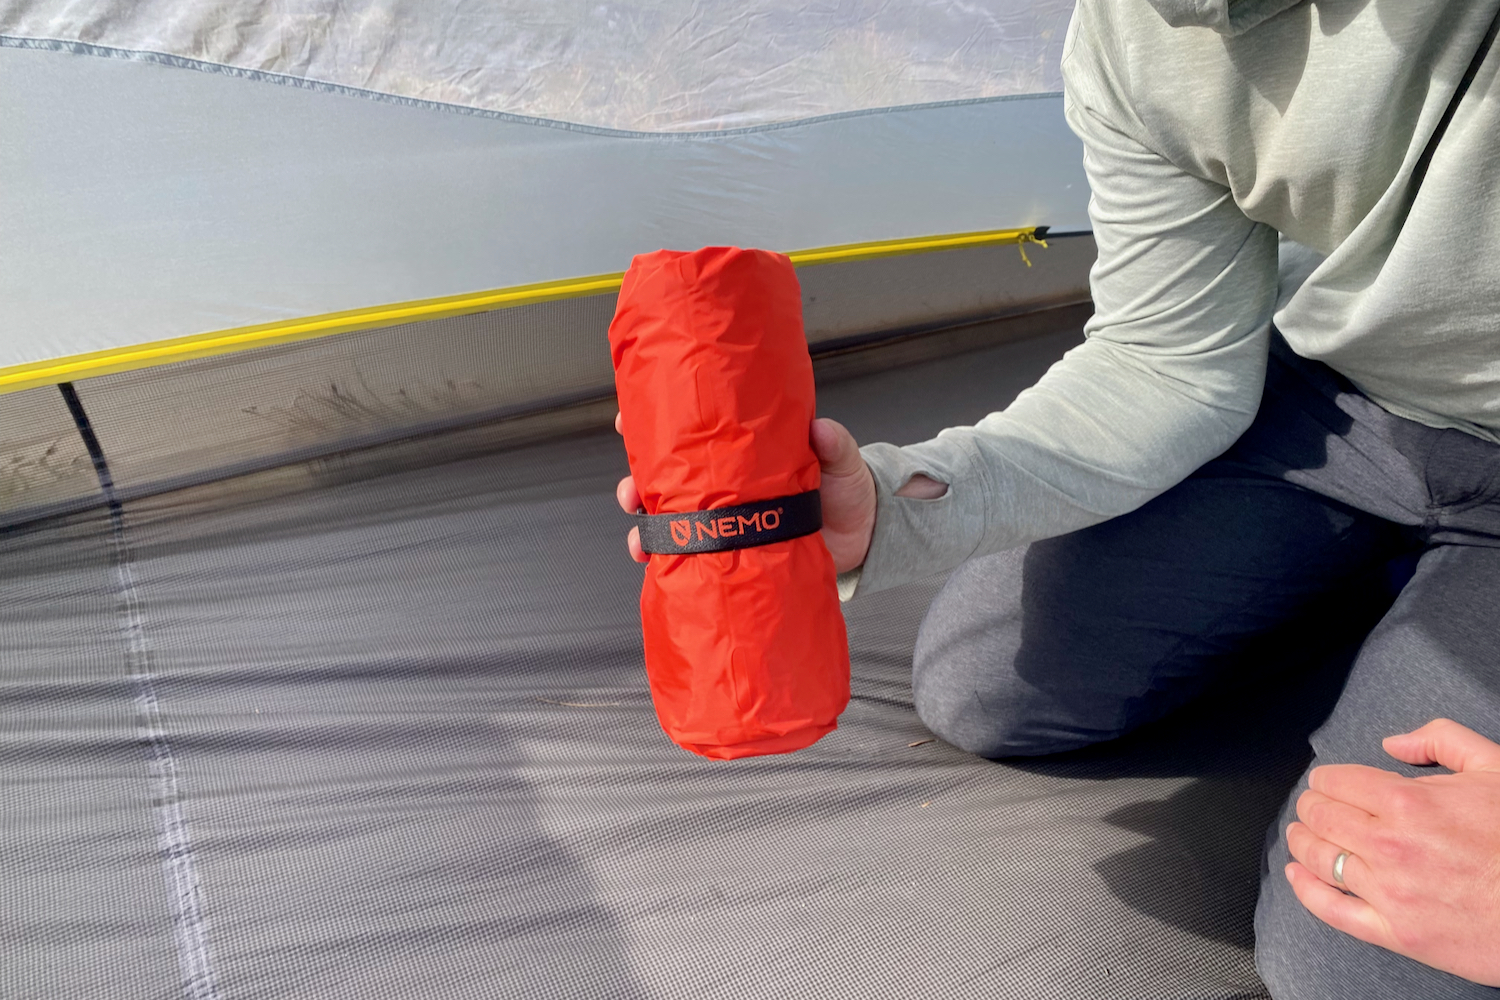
[616, 475, 641, 515]
[1383, 718, 1500, 773]
[1286, 821, 1372, 895]
[1296, 788, 1378, 854]
[810, 417, 864, 479]
[1308, 763, 1410, 816]
[1285, 862, 1395, 953]
[616, 470, 645, 562]
[614, 415, 646, 563]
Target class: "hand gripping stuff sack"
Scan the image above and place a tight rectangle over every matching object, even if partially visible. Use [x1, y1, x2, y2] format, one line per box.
[609, 246, 851, 759]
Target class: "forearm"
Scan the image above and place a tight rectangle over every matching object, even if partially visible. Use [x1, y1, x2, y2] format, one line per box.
[837, 2, 1281, 600]
[843, 325, 1270, 598]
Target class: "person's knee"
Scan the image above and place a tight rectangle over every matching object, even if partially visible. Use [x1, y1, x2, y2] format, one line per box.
[1254, 869, 1321, 1000]
[1254, 807, 1365, 1000]
[911, 616, 1102, 758]
[1253, 850, 1481, 1000]
[911, 549, 1128, 758]
[1254, 765, 1493, 1000]
[911, 677, 1096, 758]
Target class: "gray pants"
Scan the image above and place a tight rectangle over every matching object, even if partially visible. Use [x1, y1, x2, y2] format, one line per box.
[911, 340, 1500, 1000]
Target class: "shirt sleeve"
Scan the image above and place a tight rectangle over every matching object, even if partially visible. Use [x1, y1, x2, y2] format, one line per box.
[842, 2, 1280, 599]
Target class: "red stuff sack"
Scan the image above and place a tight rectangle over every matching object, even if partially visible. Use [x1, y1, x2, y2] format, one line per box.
[609, 246, 850, 760]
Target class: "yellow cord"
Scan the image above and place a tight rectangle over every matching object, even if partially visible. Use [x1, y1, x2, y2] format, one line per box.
[1016, 231, 1050, 268]
[1, 226, 1050, 395]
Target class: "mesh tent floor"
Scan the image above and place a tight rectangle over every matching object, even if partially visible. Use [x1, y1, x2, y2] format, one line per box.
[3, 326, 1374, 999]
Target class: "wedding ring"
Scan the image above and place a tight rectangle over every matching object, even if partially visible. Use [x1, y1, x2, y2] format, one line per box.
[1332, 850, 1351, 885]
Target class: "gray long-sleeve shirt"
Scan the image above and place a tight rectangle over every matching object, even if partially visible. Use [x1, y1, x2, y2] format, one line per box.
[845, 0, 1500, 599]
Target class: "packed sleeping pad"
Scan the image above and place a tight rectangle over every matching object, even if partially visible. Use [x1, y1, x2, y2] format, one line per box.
[609, 246, 851, 759]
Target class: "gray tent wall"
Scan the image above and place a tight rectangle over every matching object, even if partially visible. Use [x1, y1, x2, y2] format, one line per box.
[0, 33, 1093, 527]
[1, 42, 1089, 366]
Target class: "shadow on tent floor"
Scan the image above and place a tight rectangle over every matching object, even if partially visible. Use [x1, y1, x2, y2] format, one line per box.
[2, 322, 1387, 999]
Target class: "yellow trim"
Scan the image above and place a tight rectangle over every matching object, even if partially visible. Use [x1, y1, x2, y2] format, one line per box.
[785, 227, 1037, 266]
[0, 226, 1045, 395]
[0, 272, 626, 395]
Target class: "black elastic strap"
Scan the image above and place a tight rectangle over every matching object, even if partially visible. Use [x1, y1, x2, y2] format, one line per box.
[636, 490, 822, 554]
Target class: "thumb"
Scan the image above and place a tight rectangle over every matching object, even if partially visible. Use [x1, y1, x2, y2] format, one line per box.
[809, 417, 876, 574]
[811, 417, 864, 479]
[1384, 718, 1500, 773]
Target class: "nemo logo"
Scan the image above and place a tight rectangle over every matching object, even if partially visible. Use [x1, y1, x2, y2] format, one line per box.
[691, 507, 783, 542]
[670, 520, 692, 547]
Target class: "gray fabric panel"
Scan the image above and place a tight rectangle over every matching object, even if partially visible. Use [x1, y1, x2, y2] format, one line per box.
[71, 244, 1093, 515]
[1, 327, 1354, 998]
[0, 385, 100, 523]
[0, 512, 182, 999]
[0, 44, 1088, 368]
[74, 294, 624, 505]
[798, 235, 1095, 345]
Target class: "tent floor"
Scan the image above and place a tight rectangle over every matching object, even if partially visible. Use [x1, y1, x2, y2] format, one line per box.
[4, 322, 1382, 999]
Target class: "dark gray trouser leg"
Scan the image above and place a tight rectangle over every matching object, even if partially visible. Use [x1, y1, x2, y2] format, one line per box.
[911, 340, 1426, 759]
[910, 471, 1404, 757]
[908, 336, 1500, 994]
[1253, 544, 1500, 1000]
[913, 330, 1500, 761]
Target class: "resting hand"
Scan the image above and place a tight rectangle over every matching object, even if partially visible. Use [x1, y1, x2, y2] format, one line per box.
[614, 414, 941, 573]
[1285, 718, 1500, 986]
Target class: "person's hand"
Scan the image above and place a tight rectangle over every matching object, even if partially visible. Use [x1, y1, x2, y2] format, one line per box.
[613, 413, 942, 573]
[807, 417, 876, 573]
[612, 413, 651, 563]
[1284, 718, 1500, 986]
